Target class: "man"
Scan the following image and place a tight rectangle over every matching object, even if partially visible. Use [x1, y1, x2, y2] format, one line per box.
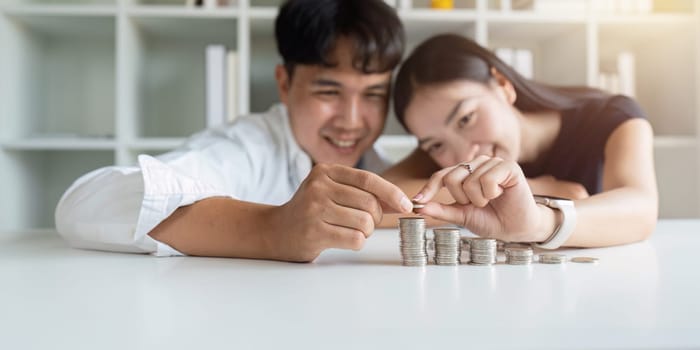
[55, 0, 410, 262]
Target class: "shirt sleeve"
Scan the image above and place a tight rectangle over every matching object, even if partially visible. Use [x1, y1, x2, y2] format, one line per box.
[54, 110, 288, 256]
[54, 154, 234, 256]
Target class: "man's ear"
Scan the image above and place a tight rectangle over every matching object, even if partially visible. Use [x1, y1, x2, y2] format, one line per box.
[275, 64, 291, 104]
[490, 66, 517, 105]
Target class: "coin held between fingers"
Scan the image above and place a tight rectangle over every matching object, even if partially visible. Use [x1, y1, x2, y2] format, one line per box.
[400, 196, 414, 213]
[412, 200, 425, 213]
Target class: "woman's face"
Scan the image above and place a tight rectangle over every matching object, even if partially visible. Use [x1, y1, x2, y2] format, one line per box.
[403, 79, 521, 168]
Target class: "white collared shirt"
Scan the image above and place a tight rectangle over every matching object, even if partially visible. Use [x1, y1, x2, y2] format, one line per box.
[55, 104, 390, 256]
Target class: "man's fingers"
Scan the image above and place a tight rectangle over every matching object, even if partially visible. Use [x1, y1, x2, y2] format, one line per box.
[321, 222, 367, 251]
[329, 182, 383, 225]
[325, 165, 412, 214]
[322, 203, 376, 238]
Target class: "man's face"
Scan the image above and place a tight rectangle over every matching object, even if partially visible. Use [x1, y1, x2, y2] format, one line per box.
[276, 38, 392, 167]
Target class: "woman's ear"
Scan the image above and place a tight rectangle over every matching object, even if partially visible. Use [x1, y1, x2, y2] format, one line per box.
[490, 67, 517, 105]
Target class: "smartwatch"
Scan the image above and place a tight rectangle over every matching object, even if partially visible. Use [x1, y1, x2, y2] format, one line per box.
[532, 195, 577, 250]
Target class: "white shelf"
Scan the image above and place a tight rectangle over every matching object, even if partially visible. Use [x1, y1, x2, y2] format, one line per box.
[484, 11, 587, 22]
[248, 6, 277, 19]
[399, 8, 478, 21]
[1, 4, 117, 15]
[1, 0, 699, 230]
[1, 138, 117, 151]
[596, 13, 697, 23]
[653, 136, 697, 148]
[126, 5, 239, 18]
[127, 137, 184, 150]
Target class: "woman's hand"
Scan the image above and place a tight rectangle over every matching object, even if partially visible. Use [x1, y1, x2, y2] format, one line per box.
[412, 156, 556, 243]
[528, 175, 589, 200]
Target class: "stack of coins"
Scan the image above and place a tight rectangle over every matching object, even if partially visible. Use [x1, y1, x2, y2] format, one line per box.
[538, 253, 567, 264]
[433, 228, 461, 265]
[460, 236, 472, 263]
[505, 247, 534, 265]
[399, 217, 428, 266]
[469, 238, 497, 265]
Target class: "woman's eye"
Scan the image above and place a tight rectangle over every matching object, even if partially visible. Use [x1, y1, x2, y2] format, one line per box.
[458, 113, 474, 128]
[426, 143, 443, 154]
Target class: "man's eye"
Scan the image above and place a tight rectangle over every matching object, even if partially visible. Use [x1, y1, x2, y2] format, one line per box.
[316, 91, 339, 96]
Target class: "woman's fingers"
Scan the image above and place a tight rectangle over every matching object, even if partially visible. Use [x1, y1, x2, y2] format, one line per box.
[459, 157, 502, 207]
[443, 164, 474, 204]
[417, 202, 470, 227]
[414, 156, 491, 203]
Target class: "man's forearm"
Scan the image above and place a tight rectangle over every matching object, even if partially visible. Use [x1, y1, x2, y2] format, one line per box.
[148, 197, 279, 259]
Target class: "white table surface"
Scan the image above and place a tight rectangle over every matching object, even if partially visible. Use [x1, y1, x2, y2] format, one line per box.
[1, 220, 699, 350]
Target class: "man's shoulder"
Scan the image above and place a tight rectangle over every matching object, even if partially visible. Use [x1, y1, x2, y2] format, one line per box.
[224, 104, 289, 142]
[184, 104, 290, 150]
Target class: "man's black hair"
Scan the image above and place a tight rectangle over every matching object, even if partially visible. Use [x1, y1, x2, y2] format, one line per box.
[275, 0, 405, 77]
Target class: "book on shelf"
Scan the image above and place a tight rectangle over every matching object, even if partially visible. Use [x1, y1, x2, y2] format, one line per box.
[530, 0, 586, 14]
[226, 50, 238, 123]
[510, 0, 652, 14]
[598, 51, 635, 97]
[206, 45, 238, 128]
[510, 0, 534, 11]
[206, 45, 226, 128]
[592, 0, 653, 14]
[186, 0, 234, 8]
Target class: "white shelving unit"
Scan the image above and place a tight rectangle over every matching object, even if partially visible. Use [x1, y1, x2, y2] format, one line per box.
[1, 0, 698, 230]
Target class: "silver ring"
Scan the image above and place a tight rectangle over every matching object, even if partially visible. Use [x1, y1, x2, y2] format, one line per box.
[459, 162, 473, 175]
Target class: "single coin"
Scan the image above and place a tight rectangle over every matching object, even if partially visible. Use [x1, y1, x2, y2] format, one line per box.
[570, 257, 599, 264]
[412, 203, 425, 209]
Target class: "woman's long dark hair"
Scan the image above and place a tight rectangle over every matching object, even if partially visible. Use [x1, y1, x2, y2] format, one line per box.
[393, 34, 609, 131]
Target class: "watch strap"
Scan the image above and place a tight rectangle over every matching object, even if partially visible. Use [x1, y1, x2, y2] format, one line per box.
[532, 195, 577, 250]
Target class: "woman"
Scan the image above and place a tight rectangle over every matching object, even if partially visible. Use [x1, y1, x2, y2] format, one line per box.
[384, 34, 657, 248]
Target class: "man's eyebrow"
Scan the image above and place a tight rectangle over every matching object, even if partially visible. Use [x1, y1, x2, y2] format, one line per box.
[312, 79, 342, 87]
[366, 82, 390, 90]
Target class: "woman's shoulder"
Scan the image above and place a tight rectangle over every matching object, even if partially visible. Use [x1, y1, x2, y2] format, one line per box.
[578, 94, 647, 119]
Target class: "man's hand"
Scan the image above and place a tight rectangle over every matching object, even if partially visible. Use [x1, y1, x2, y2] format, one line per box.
[268, 164, 413, 262]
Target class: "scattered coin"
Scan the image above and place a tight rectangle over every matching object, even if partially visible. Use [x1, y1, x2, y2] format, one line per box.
[570, 257, 599, 264]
